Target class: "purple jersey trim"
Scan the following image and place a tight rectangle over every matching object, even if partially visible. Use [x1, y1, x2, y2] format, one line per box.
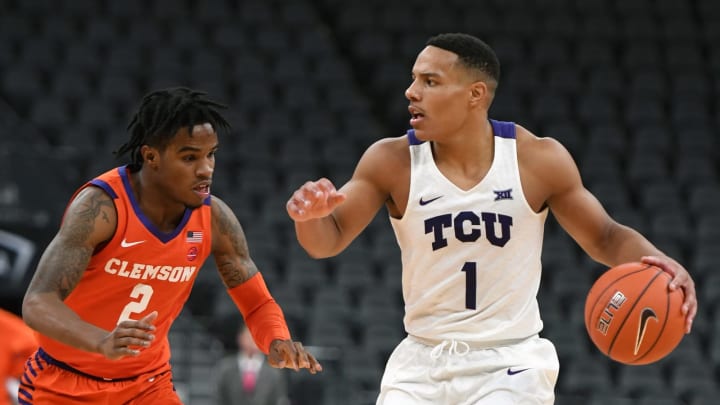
[119, 165, 192, 244]
[406, 119, 516, 145]
[489, 119, 516, 139]
[89, 179, 118, 199]
[407, 129, 423, 145]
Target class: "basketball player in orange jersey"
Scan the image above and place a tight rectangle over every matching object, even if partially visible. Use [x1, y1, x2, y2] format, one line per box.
[0, 308, 37, 405]
[286, 33, 696, 404]
[19, 87, 321, 404]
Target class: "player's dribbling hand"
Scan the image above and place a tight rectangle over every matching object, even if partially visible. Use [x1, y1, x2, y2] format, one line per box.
[286, 178, 346, 222]
[268, 339, 322, 374]
[97, 311, 157, 360]
[641, 255, 697, 334]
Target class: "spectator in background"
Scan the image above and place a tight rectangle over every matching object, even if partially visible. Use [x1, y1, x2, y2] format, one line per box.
[213, 323, 290, 405]
[0, 308, 37, 405]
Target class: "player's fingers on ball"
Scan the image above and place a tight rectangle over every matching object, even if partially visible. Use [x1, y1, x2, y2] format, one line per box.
[666, 261, 688, 287]
[689, 303, 698, 332]
[684, 287, 698, 317]
[644, 256, 675, 276]
[686, 307, 697, 334]
[679, 277, 694, 296]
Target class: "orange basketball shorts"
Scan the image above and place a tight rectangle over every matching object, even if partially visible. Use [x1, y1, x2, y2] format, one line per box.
[17, 348, 182, 405]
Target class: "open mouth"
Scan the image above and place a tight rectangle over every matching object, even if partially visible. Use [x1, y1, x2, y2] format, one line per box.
[410, 112, 425, 125]
[193, 183, 211, 197]
[409, 106, 425, 125]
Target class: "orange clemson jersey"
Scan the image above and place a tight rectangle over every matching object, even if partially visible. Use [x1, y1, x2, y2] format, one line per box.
[37, 166, 212, 379]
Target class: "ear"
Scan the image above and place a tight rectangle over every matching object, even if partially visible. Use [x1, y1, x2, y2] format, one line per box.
[469, 81, 488, 107]
[140, 145, 159, 168]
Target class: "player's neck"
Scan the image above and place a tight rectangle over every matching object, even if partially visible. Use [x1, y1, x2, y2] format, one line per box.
[431, 119, 493, 162]
[129, 171, 188, 233]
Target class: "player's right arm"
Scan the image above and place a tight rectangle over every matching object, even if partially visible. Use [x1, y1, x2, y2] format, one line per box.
[286, 138, 400, 258]
[22, 186, 157, 359]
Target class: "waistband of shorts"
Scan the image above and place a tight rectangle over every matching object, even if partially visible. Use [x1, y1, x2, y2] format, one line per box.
[37, 347, 143, 382]
[407, 334, 539, 350]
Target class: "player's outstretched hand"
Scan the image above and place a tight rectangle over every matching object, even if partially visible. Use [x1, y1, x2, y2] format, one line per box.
[268, 339, 322, 374]
[286, 178, 346, 222]
[641, 255, 697, 334]
[97, 311, 157, 360]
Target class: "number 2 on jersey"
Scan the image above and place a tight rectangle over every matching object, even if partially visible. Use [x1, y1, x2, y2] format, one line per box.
[117, 283, 154, 324]
[461, 262, 477, 310]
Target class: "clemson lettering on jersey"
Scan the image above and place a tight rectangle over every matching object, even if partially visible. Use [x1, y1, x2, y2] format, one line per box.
[104, 258, 196, 282]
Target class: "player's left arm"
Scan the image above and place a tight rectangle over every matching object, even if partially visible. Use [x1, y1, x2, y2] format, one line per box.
[210, 196, 321, 373]
[523, 133, 696, 332]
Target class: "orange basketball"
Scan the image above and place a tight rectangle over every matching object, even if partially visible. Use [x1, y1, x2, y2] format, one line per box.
[584, 262, 685, 365]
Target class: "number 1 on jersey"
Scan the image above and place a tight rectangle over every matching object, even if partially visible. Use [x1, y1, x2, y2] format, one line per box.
[461, 262, 477, 310]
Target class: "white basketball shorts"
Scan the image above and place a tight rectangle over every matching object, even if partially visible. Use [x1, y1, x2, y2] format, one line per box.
[376, 335, 559, 405]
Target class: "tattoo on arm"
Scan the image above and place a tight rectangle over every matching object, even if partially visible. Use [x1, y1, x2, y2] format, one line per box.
[213, 199, 258, 288]
[34, 190, 114, 299]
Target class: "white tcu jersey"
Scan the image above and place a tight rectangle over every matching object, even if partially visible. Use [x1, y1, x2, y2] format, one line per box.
[389, 119, 548, 344]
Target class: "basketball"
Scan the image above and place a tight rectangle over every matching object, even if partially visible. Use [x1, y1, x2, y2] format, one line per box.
[584, 262, 685, 365]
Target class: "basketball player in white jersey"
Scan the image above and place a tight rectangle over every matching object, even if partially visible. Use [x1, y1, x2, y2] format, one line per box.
[285, 33, 697, 404]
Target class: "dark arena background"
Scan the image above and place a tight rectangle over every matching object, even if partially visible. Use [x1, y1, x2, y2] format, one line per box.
[0, 0, 718, 404]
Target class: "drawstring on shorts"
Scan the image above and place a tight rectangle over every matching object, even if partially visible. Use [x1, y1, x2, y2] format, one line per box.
[430, 339, 471, 359]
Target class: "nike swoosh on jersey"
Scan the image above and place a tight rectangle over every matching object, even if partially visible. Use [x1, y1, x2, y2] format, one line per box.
[419, 195, 443, 206]
[507, 368, 530, 375]
[634, 307, 658, 355]
[120, 239, 146, 248]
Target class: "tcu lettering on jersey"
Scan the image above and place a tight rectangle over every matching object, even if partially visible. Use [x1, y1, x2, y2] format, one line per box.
[424, 211, 513, 250]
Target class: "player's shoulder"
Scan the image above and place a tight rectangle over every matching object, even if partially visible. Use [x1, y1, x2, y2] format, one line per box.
[68, 184, 117, 212]
[515, 124, 572, 160]
[370, 134, 410, 148]
[364, 135, 411, 159]
[60, 183, 118, 243]
[515, 124, 580, 190]
[208, 194, 231, 216]
[356, 135, 411, 175]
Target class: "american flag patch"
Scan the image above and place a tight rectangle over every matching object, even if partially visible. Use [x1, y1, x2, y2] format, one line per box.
[186, 231, 203, 243]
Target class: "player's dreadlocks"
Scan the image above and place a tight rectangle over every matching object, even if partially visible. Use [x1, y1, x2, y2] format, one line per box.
[114, 87, 232, 171]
